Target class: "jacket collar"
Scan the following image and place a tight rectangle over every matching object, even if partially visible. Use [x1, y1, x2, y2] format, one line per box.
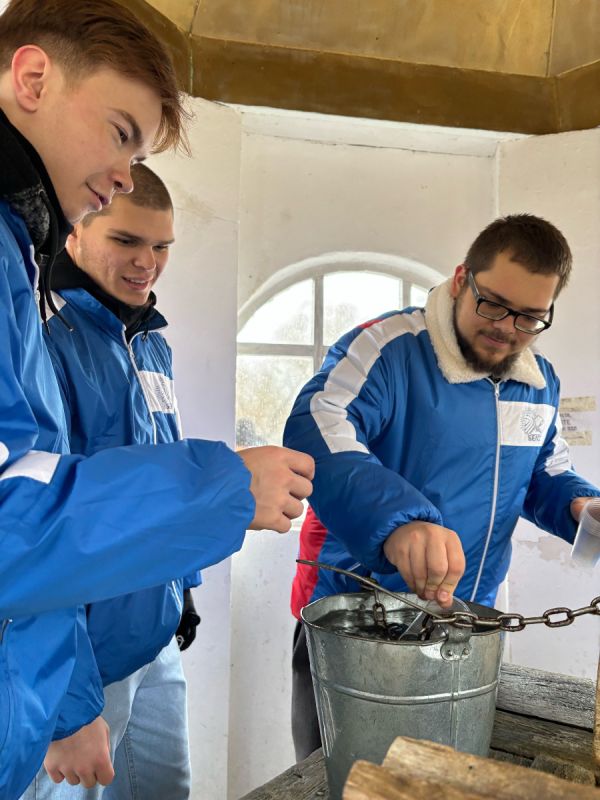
[0, 109, 70, 251]
[424, 278, 546, 389]
[0, 108, 72, 324]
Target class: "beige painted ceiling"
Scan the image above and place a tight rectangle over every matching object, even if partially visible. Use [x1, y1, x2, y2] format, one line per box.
[129, 0, 600, 134]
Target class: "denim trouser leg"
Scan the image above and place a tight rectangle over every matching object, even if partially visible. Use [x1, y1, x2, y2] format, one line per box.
[20, 638, 190, 800]
[105, 639, 190, 799]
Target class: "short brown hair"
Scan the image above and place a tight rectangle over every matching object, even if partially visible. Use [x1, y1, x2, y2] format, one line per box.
[0, 0, 187, 153]
[464, 214, 572, 295]
[82, 163, 173, 226]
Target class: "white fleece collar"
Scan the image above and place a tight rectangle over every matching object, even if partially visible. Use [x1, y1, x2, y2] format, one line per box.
[424, 279, 546, 389]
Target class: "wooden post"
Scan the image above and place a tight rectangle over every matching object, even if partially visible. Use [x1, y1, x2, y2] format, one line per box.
[594, 655, 600, 767]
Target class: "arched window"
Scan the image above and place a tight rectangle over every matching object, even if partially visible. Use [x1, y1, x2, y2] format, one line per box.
[236, 252, 445, 447]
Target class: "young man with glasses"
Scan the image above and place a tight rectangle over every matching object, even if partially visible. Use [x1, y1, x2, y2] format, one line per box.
[284, 214, 600, 761]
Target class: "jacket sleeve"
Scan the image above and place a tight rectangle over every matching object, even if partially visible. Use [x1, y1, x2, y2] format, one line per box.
[0, 438, 254, 618]
[183, 571, 202, 590]
[522, 384, 600, 541]
[52, 607, 105, 741]
[165, 341, 204, 593]
[283, 328, 442, 574]
[0, 263, 254, 618]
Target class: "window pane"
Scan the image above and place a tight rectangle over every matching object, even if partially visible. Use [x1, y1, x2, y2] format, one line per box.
[410, 284, 429, 307]
[236, 355, 314, 447]
[238, 280, 314, 345]
[323, 272, 401, 345]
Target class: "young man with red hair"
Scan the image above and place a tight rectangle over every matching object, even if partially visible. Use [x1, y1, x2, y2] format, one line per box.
[0, 2, 313, 796]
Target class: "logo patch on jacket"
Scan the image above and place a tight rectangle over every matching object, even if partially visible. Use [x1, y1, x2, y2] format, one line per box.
[139, 371, 177, 415]
[520, 411, 545, 441]
[499, 401, 555, 447]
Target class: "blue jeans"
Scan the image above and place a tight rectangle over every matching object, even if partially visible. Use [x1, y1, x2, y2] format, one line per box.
[21, 638, 190, 800]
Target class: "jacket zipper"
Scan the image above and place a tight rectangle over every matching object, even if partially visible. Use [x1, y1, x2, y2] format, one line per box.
[122, 331, 158, 445]
[470, 380, 501, 602]
[0, 619, 11, 645]
[124, 331, 183, 612]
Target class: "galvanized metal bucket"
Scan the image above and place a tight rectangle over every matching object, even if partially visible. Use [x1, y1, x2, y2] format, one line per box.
[301, 591, 504, 800]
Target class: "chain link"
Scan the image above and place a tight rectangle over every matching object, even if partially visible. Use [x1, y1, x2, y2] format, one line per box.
[429, 596, 600, 633]
[297, 559, 600, 637]
[372, 601, 387, 629]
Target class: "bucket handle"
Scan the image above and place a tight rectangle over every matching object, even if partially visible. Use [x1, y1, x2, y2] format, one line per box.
[297, 558, 446, 621]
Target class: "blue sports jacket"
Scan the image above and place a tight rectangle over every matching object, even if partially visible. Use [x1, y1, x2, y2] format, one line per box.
[284, 280, 600, 609]
[0, 200, 254, 799]
[44, 284, 201, 694]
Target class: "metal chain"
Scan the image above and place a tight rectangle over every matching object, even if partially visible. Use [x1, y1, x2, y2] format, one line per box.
[297, 559, 600, 635]
[372, 601, 388, 629]
[428, 596, 600, 632]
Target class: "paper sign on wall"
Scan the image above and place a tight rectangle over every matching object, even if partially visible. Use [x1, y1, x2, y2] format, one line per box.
[559, 396, 596, 446]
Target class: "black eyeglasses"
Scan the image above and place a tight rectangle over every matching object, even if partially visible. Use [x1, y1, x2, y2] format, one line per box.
[467, 272, 553, 335]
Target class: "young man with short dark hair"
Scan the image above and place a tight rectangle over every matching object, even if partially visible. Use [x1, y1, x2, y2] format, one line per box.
[21, 164, 199, 798]
[0, 1, 313, 795]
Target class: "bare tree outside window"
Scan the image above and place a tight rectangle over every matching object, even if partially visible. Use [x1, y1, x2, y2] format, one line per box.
[236, 269, 430, 449]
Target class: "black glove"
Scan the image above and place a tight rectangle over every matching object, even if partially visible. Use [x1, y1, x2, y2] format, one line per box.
[176, 588, 201, 652]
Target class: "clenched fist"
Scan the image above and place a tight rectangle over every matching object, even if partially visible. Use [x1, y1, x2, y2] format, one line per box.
[44, 716, 114, 788]
[239, 446, 315, 533]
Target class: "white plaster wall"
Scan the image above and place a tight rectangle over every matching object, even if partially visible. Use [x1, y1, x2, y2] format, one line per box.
[237, 113, 505, 309]
[229, 111, 500, 799]
[498, 130, 600, 679]
[148, 97, 242, 800]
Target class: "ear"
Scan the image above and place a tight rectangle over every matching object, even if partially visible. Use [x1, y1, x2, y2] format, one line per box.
[65, 224, 82, 262]
[450, 264, 468, 299]
[11, 45, 52, 113]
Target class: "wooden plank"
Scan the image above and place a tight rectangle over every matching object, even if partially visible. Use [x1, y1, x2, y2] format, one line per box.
[239, 749, 328, 800]
[382, 736, 600, 800]
[343, 760, 493, 800]
[498, 663, 595, 729]
[491, 710, 598, 773]
[530, 755, 596, 785]
[594, 656, 600, 766]
[489, 749, 531, 767]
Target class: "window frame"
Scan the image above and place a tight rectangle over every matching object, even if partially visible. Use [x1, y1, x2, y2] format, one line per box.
[237, 254, 445, 374]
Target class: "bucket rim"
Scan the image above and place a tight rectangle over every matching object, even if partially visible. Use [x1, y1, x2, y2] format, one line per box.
[300, 591, 502, 642]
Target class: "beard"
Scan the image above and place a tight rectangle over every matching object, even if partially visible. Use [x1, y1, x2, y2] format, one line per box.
[452, 304, 521, 380]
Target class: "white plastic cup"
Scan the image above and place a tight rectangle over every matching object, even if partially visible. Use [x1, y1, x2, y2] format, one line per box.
[571, 499, 600, 568]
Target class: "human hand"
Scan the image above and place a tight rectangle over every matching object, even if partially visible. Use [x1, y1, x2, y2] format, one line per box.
[383, 521, 465, 609]
[570, 497, 595, 522]
[238, 446, 315, 533]
[44, 716, 114, 788]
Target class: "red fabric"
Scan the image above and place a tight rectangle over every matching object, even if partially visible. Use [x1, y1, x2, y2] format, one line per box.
[358, 317, 384, 330]
[290, 507, 328, 619]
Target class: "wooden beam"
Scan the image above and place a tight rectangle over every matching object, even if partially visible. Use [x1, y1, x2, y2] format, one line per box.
[594, 656, 600, 767]
[191, 37, 562, 136]
[239, 748, 327, 800]
[497, 663, 595, 730]
[344, 760, 492, 800]
[529, 754, 596, 785]
[382, 736, 600, 800]
[491, 710, 597, 773]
